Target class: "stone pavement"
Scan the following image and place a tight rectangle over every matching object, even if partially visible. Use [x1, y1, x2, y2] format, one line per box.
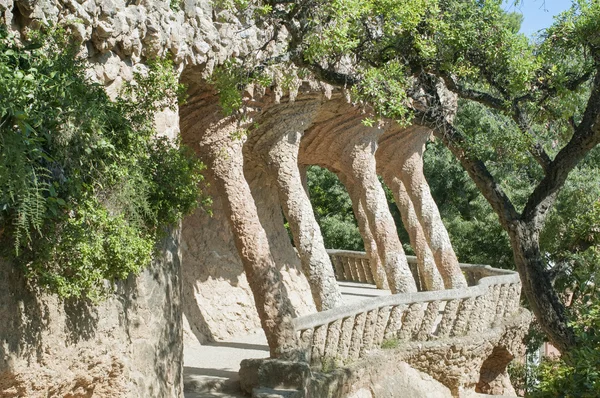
[183, 281, 390, 397]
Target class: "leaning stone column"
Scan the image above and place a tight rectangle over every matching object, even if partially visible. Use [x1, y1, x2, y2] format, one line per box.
[198, 118, 297, 357]
[270, 142, 344, 310]
[253, 100, 343, 311]
[340, 126, 417, 294]
[399, 132, 467, 289]
[384, 175, 444, 291]
[338, 172, 389, 290]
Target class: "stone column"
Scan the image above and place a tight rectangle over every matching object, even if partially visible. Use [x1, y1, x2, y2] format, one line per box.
[384, 175, 444, 291]
[340, 127, 417, 294]
[247, 99, 343, 311]
[266, 133, 343, 311]
[198, 119, 296, 358]
[338, 172, 389, 290]
[398, 132, 467, 289]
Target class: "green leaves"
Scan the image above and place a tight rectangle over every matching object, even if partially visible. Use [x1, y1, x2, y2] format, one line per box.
[306, 166, 364, 251]
[533, 300, 600, 397]
[353, 61, 411, 123]
[0, 28, 207, 299]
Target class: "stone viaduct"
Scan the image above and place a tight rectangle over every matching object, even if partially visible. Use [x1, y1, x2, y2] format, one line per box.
[0, 0, 530, 397]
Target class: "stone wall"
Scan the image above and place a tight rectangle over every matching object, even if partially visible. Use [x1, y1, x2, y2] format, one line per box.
[0, 0, 267, 394]
[0, 230, 183, 397]
[239, 308, 531, 397]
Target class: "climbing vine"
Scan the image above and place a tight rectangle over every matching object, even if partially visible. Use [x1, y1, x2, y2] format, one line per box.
[0, 27, 208, 299]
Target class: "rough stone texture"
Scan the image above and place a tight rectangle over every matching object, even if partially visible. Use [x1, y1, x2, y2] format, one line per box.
[299, 98, 417, 294]
[178, 79, 323, 357]
[2, 0, 272, 73]
[244, 309, 530, 398]
[476, 346, 517, 396]
[377, 126, 467, 289]
[239, 358, 311, 394]
[246, 96, 343, 311]
[341, 173, 389, 290]
[385, 175, 444, 291]
[0, 0, 252, 394]
[399, 309, 531, 396]
[346, 362, 453, 398]
[0, 230, 184, 398]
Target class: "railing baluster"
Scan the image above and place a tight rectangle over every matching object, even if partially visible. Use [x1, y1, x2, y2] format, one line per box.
[363, 258, 375, 284]
[384, 304, 406, 340]
[416, 300, 440, 341]
[506, 283, 521, 315]
[373, 306, 391, 346]
[311, 325, 328, 366]
[343, 258, 353, 282]
[337, 316, 355, 362]
[487, 285, 502, 327]
[350, 258, 360, 282]
[495, 284, 509, 318]
[356, 258, 368, 283]
[347, 312, 367, 362]
[359, 309, 379, 357]
[299, 329, 314, 363]
[323, 320, 342, 365]
[398, 303, 425, 341]
[331, 255, 345, 281]
[452, 297, 475, 336]
[436, 299, 460, 338]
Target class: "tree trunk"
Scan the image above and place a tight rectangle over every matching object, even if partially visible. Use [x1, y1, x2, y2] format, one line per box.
[508, 222, 576, 353]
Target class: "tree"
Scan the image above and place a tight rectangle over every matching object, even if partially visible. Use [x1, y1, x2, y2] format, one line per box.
[252, 0, 600, 353]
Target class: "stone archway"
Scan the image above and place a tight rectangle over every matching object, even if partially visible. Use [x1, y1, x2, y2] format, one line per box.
[476, 346, 517, 395]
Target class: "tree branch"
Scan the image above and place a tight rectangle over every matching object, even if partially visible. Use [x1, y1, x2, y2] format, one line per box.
[510, 105, 553, 173]
[439, 73, 507, 111]
[415, 110, 520, 231]
[522, 70, 600, 228]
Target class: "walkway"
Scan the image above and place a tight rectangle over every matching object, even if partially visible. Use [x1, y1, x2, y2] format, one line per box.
[183, 281, 390, 397]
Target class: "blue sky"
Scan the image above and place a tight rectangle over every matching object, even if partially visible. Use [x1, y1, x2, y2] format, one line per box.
[503, 0, 573, 37]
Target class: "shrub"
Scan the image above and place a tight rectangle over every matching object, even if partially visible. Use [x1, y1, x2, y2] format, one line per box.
[0, 27, 208, 299]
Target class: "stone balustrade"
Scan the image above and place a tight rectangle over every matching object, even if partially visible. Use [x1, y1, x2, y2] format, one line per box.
[328, 249, 378, 285]
[291, 250, 521, 367]
[328, 249, 425, 289]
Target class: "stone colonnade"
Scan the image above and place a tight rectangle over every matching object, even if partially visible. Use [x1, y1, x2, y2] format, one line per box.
[180, 83, 466, 355]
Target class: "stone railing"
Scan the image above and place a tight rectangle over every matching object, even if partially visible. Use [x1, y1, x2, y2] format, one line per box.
[328, 249, 425, 289]
[291, 250, 521, 367]
[327, 249, 378, 285]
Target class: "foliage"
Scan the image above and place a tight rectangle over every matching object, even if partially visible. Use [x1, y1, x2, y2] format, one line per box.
[306, 166, 364, 251]
[423, 138, 514, 268]
[531, 301, 600, 397]
[381, 338, 399, 349]
[306, 166, 411, 253]
[0, 28, 207, 299]
[209, 59, 272, 116]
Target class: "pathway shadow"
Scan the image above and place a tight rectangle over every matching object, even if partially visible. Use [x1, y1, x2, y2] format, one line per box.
[184, 367, 239, 379]
[203, 341, 269, 351]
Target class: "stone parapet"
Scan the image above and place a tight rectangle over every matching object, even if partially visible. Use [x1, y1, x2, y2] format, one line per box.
[241, 308, 531, 397]
[291, 251, 522, 369]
